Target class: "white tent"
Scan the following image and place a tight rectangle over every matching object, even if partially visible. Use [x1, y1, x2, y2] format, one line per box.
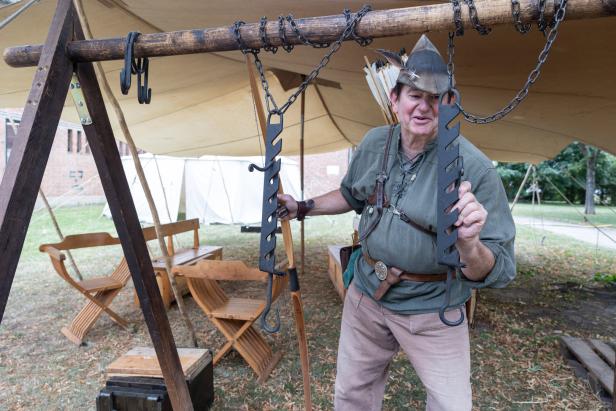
[102, 154, 302, 225]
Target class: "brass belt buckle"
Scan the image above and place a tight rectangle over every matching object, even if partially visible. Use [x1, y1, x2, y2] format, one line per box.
[374, 261, 388, 281]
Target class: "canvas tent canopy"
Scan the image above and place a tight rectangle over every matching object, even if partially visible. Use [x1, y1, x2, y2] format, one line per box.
[1, 1, 616, 163]
[101, 154, 302, 225]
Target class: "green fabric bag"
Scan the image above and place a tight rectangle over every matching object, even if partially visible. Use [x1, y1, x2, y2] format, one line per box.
[343, 247, 362, 289]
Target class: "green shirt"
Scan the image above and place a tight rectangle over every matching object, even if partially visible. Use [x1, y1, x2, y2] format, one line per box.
[340, 124, 516, 314]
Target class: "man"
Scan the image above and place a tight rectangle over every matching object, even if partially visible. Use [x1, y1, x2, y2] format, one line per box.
[278, 35, 515, 411]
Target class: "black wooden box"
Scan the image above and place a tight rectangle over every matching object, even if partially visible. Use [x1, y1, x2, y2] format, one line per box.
[97, 348, 213, 411]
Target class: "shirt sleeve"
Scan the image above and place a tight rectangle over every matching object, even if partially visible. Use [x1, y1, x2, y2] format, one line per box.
[459, 167, 516, 289]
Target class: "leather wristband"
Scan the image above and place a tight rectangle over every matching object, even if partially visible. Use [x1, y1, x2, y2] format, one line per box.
[296, 199, 314, 221]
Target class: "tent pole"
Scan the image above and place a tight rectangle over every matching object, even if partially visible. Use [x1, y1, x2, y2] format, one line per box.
[73, 0, 199, 349]
[0, 0, 40, 31]
[510, 163, 533, 212]
[6, 0, 616, 67]
[300, 84, 306, 277]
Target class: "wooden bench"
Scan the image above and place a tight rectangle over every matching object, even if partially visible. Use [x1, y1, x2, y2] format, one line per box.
[173, 260, 287, 383]
[40, 233, 130, 345]
[140, 219, 223, 309]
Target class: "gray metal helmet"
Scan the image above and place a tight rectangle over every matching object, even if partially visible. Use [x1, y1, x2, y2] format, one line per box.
[377, 34, 452, 95]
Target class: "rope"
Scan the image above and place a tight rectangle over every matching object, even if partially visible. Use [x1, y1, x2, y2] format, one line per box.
[542, 173, 616, 245]
[0, 0, 39, 31]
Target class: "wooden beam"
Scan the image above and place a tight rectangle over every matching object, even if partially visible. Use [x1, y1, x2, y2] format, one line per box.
[0, 0, 74, 322]
[5, 0, 616, 67]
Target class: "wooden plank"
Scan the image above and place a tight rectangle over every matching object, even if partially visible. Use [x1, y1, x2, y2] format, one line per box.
[561, 336, 614, 395]
[72, 22, 193, 411]
[151, 245, 223, 269]
[107, 347, 211, 381]
[6, 0, 616, 67]
[141, 219, 200, 241]
[0, 0, 75, 323]
[211, 298, 265, 321]
[174, 259, 267, 282]
[590, 339, 616, 368]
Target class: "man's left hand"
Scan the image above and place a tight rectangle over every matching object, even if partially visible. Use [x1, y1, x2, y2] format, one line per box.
[453, 181, 487, 248]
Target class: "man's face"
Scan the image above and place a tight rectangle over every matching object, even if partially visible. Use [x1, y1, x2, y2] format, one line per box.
[390, 85, 440, 140]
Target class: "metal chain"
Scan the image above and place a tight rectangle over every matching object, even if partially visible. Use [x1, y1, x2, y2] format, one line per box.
[286, 14, 330, 48]
[447, 32, 456, 92]
[278, 16, 294, 53]
[236, 5, 372, 116]
[537, 0, 548, 34]
[343, 8, 373, 46]
[260, 17, 278, 53]
[450, 0, 464, 37]
[511, 0, 531, 34]
[451, 0, 568, 124]
[463, 0, 491, 35]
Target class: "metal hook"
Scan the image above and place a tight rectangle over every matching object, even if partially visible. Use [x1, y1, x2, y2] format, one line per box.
[120, 31, 152, 104]
[135, 57, 152, 104]
[248, 160, 275, 173]
[120, 31, 140, 95]
[260, 274, 281, 333]
[438, 269, 465, 326]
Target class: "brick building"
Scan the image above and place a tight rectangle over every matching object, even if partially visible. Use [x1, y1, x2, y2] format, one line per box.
[0, 109, 131, 206]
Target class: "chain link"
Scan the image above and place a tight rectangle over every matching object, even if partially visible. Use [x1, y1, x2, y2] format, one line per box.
[260, 17, 278, 53]
[450, 0, 568, 124]
[463, 0, 491, 35]
[537, 0, 548, 34]
[451, 0, 464, 37]
[236, 5, 372, 116]
[511, 0, 531, 34]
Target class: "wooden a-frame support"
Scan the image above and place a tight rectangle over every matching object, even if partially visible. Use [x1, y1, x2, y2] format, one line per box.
[0, 1, 193, 409]
[3, 1, 616, 410]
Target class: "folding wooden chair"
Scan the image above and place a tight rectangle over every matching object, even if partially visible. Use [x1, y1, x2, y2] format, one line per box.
[40, 233, 131, 345]
[173, 259, 287, 383]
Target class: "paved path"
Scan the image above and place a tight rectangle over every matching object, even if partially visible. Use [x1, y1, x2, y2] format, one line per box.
[514, 216, 616, 250]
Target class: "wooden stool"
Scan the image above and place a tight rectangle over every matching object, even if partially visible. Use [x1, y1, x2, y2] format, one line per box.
[98, 347, 214, 410]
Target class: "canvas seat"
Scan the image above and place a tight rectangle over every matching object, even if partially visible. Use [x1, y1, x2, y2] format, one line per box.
[40, 233, 131, 345]
[173, 259, 287, 383]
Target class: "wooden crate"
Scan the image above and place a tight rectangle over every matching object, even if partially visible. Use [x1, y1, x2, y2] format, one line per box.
[560, 336, 614, 402]
[98, 347, 213, 410]
[327, 245, 346, 301]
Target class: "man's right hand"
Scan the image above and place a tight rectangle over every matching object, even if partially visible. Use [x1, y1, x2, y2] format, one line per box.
[277, 193, 298, 220]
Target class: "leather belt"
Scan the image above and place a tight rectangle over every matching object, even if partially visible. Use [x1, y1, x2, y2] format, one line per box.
[363, 251, 447, 301]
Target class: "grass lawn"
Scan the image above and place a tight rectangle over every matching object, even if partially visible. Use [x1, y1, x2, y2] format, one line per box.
[512, 202, 616, 226]
[1, 204, 614, 410]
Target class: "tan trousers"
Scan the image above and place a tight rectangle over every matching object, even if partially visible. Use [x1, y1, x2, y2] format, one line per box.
[335, 284, 472, 411]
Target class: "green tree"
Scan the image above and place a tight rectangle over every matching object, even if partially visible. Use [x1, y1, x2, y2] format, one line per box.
[496, 142, 616, 206]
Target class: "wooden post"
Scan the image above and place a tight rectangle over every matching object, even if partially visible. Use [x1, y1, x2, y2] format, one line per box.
[300, 86, 306, 277]
[0, 0, 75, 322]
[5, 0, 616, 68]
